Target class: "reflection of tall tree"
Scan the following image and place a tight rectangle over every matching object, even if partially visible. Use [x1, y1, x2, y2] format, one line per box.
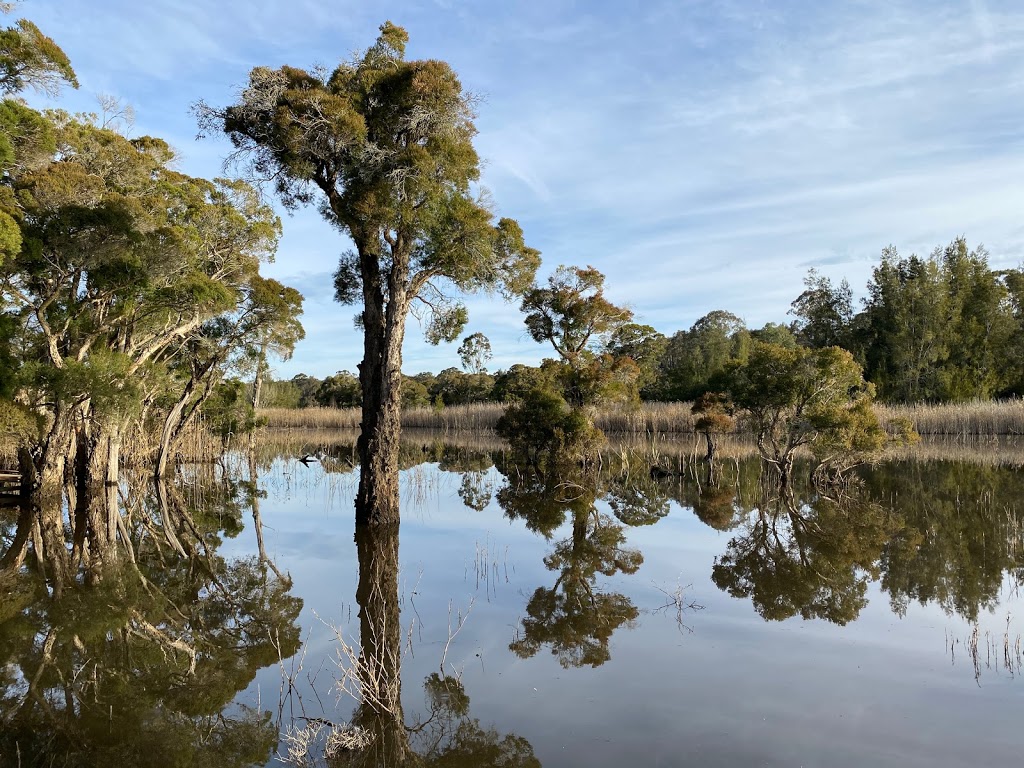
[0, 489, 302, 766]
[247, 442, 288, 582]
[711, 487, 898, 625]
[498, 471, 641, 668]
[866, 461, 1024, 622]
[351, 523, 411, 764]
[656, 458, 764, 533]
[338, 525, 540, 767]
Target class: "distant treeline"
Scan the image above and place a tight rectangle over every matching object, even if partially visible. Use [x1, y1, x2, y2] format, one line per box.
[267, 237, 1024, 409]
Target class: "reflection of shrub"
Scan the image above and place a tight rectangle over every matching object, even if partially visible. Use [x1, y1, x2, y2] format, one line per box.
[692, 485, 739, 531]
[495, 387, 603, 464]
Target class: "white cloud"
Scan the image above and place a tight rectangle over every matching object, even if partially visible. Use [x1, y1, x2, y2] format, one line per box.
[24, 0, 1024, 376]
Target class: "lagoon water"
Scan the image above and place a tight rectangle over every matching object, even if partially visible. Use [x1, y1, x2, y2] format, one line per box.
[3, 442, 1023, 766]
[231, 445, 1022, 767]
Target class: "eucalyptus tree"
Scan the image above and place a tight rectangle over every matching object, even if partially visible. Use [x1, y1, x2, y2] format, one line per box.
[0, 5, 77, 97]
[198, 22, 539, 524]
[728, 342, 885, 486]
[520, 265, 633, 391]
[1, 114, 284, 492]
[603, 321, 667, 397]
[457, 331, 491, 374]
[656, 310, 749, 401]
[153, 274, 303, 477]
[788, 269, 854, 350]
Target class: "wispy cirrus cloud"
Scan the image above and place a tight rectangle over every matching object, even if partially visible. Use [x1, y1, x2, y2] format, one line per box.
[22, 0, 1024, 375]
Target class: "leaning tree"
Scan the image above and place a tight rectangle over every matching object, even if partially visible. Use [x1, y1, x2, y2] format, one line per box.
[198, 22, 539, 524]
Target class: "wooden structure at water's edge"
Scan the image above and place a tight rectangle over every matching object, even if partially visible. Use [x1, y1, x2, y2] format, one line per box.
[0, 469, 22, 496]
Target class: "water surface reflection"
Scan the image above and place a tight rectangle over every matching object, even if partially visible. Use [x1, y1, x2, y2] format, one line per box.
[4, 444, 1024, 766]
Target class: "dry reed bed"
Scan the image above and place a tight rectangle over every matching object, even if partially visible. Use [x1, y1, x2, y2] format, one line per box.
[263, 400, 1024, 438]
[878, 400, 1024, 436]
[260, 402, 698, 434]
[5, 400, 1024, 468]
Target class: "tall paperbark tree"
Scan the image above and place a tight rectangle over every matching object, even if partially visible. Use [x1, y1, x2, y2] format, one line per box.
[198, 22, 538, 524]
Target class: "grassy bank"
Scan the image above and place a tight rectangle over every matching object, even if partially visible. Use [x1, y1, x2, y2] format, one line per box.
[261, 399, 1024, 437]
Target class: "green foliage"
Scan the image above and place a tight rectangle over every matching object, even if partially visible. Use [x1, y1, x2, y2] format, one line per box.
[521, 265, 632, 370]
[495, 386, 604, 465]
[0, 15, 78, 96]
[314, 370, 361, 407]
[201, 22, 539, 345]
[259, 378, 301, 408]
[656, 310, 749, 401]
[489, 364, 550, 403]
[457, 331, 492, 374]
[712, 490, 898, 625]
[201, 379, 259, 440]
[857, 239, 1016, 401]
[0, 396, 36, 445]
[604, 322, 668, 396]
[789, 269, 854, 349]
[400, 375, 430, 408]
[729, 342, 880, 481]
[426, 366, 494, 406]
[497, 469, 641, 668]
[750, 321, 798, 348]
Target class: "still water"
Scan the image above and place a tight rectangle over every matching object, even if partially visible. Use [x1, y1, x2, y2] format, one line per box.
[3, 441, 1023, 766]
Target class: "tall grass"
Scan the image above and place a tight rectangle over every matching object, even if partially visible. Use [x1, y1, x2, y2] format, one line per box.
[878, 399, 1024, 437]
[260, 402, 698, 434]
[262, 399, 1024, 438]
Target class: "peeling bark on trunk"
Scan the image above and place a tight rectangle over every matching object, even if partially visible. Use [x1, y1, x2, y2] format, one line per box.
[35, 403, 76, 496]
[355, 256, 409, 526]
[35, 499, 71, 597]
[155, 386, 192, 480]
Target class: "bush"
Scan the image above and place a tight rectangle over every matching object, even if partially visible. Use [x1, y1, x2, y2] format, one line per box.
[495, 387, 603, 465]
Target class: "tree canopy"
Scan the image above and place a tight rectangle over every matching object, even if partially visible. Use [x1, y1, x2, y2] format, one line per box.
[198, 21, 539, 523]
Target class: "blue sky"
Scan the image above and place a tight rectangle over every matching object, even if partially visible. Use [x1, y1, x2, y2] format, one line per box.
[19, 0, 1024, 378]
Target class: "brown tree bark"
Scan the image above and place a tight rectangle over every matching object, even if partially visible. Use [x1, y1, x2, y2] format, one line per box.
[354, 252, 409, 525]
[353, 523, 410, 762]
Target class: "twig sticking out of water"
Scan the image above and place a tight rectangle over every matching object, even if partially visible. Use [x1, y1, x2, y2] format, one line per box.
[948, 614, 1023, 685]
[653, 578, 705, 635]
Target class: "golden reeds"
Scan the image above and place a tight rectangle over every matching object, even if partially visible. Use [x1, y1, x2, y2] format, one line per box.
[878, 399, 1024, 437]
[261, 399, 1024, 439]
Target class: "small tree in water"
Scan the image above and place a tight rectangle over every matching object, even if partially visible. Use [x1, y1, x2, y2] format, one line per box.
[728, 342, 903, 486]
[198, 23, 539, 524]
[692, 391, 734, 463]
[501, 265, 634, 465]
[496, 386, 603, 469]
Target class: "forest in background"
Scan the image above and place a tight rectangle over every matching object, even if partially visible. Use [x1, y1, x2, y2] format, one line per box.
[265, 237, 1024, 411]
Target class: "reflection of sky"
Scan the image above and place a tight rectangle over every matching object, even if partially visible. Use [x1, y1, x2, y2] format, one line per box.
[219, 457, 1022, 767]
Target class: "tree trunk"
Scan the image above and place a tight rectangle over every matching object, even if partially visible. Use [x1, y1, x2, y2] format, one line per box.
[34, 402, 76, 496]
[703, 430, 717, 463]
[251, 343, 267, 411]
[34, 497, 72, 595]
[353, 523, 409, 762]
[355, 270, 408, 526]
[155, 383, 194, 479]
[779, 454, 794, 488]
